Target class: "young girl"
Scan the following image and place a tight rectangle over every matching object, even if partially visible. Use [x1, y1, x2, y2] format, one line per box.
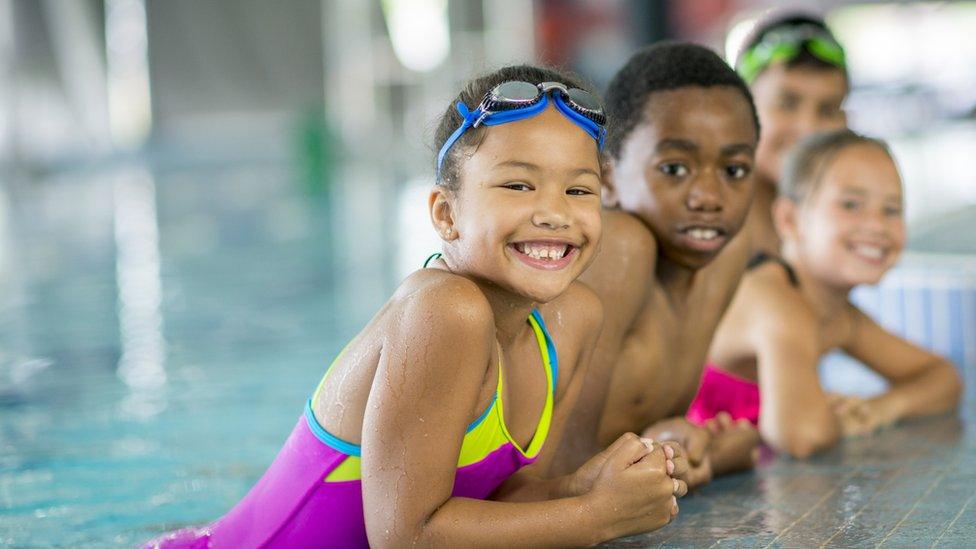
[689, 129, 962, 458]
[146, 65, 686, 548]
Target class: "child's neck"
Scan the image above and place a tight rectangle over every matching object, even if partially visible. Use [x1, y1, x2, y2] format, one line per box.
[655, 254, 700, 309]
[783, 247, 851, 322]
[476, 280, 538, 347]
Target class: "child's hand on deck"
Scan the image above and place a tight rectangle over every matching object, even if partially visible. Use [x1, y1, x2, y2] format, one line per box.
[703, 412, 761, 475]
[641, 417, 713, 488]
[582, 433, 687, 539]
[829, 394, 892, 437]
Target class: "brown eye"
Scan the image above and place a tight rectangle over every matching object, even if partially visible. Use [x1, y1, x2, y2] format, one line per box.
[567, 187, 594, 196]
[725, 164, 750, 180]
[659, 163, 689, 178]
[503, 182, 532, 191]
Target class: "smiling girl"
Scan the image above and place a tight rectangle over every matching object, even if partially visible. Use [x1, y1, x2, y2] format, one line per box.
[146, 65, 686, 548]
[693, 129, 961, 458]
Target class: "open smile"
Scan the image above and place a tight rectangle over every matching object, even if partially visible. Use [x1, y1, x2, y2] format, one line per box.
[509, 240, 580, 271]
[675, 224, 729, 253]
[847, 242, 891, 266]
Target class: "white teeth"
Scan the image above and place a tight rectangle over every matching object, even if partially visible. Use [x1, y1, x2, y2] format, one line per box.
[688, 228, 719, 241]
[516, 243, 569, 260]
[853, 244, 884, 260]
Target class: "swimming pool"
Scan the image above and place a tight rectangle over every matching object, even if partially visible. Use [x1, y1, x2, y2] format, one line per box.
[1, 163, 973, 546]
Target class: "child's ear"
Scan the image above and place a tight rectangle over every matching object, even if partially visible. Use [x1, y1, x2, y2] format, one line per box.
[772, 196, 800, 242]
[601, 160, 619, 208]
[429, 187, 459, 241]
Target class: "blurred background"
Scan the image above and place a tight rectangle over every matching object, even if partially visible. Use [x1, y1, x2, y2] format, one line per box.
[1, 0, 974, 545]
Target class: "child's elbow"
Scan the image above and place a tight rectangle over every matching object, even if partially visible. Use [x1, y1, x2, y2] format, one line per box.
[762, 418, 838, 459]
[942, 362, 964, 410]
[778, 434, 833, 459]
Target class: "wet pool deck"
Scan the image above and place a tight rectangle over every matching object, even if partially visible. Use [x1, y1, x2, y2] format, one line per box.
[606, 415, 975, 547]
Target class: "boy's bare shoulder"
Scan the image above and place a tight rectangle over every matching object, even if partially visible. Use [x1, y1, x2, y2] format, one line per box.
[580, 211, 656, 299]
[542, 281, 604, 334]
[600, 210, 658, 261]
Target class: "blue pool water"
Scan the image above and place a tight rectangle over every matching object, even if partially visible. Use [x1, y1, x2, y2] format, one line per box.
[1, 163, 974, 547]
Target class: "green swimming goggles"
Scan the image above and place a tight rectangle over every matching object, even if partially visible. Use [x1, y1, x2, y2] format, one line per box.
[737, 23, 846, 83]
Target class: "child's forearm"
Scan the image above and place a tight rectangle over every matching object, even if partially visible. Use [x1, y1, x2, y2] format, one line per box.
[492, 471, 581, 502]
[390, 494, 607, 548]
[873, 360, 962, 423]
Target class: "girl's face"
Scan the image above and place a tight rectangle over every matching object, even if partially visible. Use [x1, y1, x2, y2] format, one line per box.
[792, 144, 905, 288]
[432, 104, 603, 303]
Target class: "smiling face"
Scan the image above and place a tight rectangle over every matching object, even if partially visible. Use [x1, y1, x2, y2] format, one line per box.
[430, 105, 603, 303]
[610, 86, 758, 270]
[751, 64, 848, 182]
[787, 144, 906, 288]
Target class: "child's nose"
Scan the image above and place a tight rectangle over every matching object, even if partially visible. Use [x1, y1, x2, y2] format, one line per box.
[532, 191, 571, 230]
[686, 172, 722, 212]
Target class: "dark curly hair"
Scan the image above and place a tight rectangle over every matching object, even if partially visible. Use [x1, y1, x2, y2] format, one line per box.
[604, 41, 760, 161]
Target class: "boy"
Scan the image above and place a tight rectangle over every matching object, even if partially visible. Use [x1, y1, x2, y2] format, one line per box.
[735, 12, 849, 255]
[550, 42, 762, 485]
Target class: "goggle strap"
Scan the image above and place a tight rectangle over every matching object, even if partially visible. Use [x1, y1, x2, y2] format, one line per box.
[436, 102, 480, 176]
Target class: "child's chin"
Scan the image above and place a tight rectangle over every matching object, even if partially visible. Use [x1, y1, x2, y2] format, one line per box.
[519, 283, 570, 304]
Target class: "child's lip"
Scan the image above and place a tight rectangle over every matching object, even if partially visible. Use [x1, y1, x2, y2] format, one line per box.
[507, 242, 579, 271]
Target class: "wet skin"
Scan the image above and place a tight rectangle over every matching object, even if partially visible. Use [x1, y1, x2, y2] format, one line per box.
[746, 63, 848, 256]
[312, 105, 684, 546]
[548, 86, 761, 483]
[708, 144, 962, 458]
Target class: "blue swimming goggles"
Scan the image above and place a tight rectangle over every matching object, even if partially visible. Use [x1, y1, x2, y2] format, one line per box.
[436, 81, 607, 179]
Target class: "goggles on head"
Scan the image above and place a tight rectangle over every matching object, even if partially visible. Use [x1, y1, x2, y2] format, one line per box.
[436, 81, 607, 179]
[737, 23, 846, 84]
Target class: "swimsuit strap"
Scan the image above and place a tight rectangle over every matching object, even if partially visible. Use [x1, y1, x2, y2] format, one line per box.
[423, 252, 443, 268]
[494, 309, 558, 458]
[747, 251, 799, 287]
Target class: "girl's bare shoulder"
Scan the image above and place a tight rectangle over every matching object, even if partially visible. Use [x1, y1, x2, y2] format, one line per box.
[740, 263, 817, 331]
[387, 268, 495, 340]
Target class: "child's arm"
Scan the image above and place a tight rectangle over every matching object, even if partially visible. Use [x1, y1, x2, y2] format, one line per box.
[837, 305, 962, 435]
[750, 280, 840, 458]
[360, 279, 678, 548]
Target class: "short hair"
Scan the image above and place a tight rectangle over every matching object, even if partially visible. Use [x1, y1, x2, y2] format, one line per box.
[780, 129, 892, 203]
[604, 41, 760, 161]
[432, 64, 599, 191]
[737, 11, 848, 80]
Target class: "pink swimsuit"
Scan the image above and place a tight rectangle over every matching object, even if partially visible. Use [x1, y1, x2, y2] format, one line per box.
[144, 310, 558, 548]
[686, 363, 761, 426]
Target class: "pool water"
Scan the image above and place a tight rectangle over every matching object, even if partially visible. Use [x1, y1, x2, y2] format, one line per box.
[0, 163, 383, 546]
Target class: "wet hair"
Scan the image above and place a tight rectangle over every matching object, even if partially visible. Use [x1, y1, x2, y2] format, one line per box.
[780, 129, 893, 204]
[738, 12, 848, 79]
[432, 64, 600, 191]
[604, 41, 760, 161]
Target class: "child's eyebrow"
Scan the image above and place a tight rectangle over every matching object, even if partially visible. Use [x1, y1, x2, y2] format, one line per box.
[656, 138, 698, 153]
[493, 160, 541, 172]
[839, 185, 868, 195]
[493, 159, 599, 179]
[721, 143, 755, 156]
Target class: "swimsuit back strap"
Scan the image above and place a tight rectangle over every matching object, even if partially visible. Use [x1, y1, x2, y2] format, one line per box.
[747, 251, 799, 287]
